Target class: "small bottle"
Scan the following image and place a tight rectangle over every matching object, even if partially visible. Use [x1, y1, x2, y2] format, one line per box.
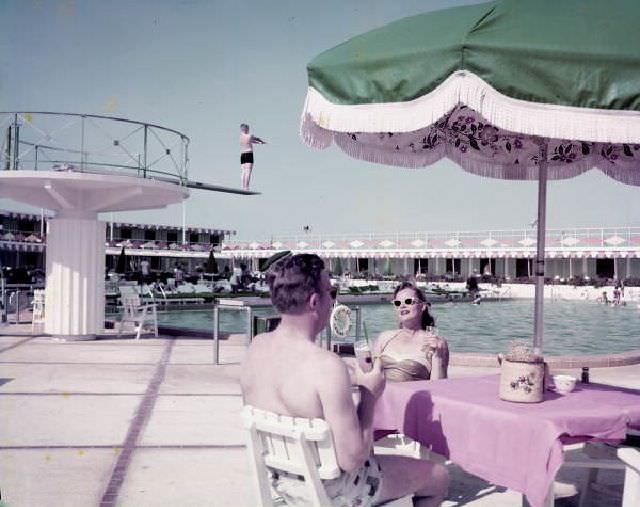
[581, 367, 589, 383]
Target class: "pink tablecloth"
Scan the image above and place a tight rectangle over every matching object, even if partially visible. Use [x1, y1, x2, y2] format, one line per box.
[374, 375, 640, 507]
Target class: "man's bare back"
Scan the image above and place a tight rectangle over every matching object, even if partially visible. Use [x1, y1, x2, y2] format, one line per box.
[242, 330, 340, 419]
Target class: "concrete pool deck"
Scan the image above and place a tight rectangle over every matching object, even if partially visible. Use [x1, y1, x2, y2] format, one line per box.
[1, 324, 638, 506]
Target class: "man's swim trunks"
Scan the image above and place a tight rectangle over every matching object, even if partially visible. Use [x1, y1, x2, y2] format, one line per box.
[240, 152, 254, 164]
[270, 455, 382, 507]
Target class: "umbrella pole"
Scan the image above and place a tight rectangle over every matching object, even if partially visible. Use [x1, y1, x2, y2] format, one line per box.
[533, 141, 549, 355]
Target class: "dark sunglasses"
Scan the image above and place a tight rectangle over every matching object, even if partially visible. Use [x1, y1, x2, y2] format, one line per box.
[330, 288, 337, 300]
[392, 297, 422, 307]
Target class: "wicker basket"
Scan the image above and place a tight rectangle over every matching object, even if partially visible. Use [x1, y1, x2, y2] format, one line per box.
[499, 359, 544, 403]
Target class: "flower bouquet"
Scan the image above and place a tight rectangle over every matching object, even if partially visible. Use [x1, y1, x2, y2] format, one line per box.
[498, 341, 545, 403]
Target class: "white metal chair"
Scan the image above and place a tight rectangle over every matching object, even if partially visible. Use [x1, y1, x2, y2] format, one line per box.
[31, 289, 45, 333]
[618, 447, 640, 507]
[117, 291, 158, 340]
[242, 405, 341, 507]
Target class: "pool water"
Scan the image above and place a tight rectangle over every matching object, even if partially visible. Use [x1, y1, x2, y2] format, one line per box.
[157, 299, 640, 356]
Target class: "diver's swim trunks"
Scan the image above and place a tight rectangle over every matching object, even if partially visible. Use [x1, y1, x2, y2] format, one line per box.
[270, 456, 383, 507]
[240, 152, 254, 164]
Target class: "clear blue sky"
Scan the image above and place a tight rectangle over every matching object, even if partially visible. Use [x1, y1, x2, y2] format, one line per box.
[2, 0, 639, 240]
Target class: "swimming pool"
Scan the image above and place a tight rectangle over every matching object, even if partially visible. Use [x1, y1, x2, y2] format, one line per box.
[157, 299, 640, 356]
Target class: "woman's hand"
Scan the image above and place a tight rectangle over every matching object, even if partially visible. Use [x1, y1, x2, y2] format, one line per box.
[354, 357, 385, 399]
[422, 333, 450, 361]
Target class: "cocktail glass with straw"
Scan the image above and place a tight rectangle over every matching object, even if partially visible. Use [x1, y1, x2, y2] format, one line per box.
[353, 320, 372, 372]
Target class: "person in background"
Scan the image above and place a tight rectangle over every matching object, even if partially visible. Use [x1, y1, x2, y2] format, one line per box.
[240, 123, 266, 191]
[173, 263, 184, 285]
[373, 282, 449, 382]
[613, 285, 622, 305]
[241, 254, 448, 507]
[230, 264, 242, 293]
[466, 269, 479, 300]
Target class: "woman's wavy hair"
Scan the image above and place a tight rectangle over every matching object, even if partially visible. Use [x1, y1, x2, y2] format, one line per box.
[266, 253, 325, 314]
[393, 281, 434, 329]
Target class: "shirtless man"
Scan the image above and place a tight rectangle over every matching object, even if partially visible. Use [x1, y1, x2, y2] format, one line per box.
[241, 253, 448, 507]
[239, 123, 266, 191]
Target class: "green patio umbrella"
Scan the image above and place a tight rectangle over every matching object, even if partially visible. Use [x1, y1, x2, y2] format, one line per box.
[301, 0, 640, 356]
[115, 246, 127, 274]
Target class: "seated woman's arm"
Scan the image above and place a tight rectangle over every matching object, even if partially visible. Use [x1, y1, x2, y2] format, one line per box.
[429, 335, 449, 379]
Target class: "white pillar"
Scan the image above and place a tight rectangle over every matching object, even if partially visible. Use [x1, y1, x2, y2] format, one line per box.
[45, 213, 105, 340]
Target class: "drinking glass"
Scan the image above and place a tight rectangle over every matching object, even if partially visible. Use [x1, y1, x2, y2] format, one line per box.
[422, 326, 438, 352]
[424, 326, 444, 379]
[353, 340, 373, 372]
[425, 325, 438, 337]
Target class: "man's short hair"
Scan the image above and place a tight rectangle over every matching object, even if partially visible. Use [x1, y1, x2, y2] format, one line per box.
[266, 253, 325, 313]
[240, 123, 249, 132]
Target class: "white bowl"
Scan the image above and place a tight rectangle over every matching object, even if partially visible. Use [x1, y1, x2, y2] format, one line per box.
[553, 374, 577, 394]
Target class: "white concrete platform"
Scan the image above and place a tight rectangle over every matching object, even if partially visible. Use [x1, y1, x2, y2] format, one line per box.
[0, 326, 635, 506]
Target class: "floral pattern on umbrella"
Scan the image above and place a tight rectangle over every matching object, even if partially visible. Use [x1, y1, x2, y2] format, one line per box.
[320, 105, 640, 184]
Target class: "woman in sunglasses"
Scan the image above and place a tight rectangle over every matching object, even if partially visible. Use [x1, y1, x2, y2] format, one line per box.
[373, 282, 449, 381]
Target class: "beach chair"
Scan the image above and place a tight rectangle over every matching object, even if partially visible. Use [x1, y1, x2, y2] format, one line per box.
[241, 405, 413, 507]
[242, 405, 341, 507]
[618, 447, 640, 507]
[117, 291, 158, 340]
[548, 440, 639, 507]
[31, 289, 45, 333]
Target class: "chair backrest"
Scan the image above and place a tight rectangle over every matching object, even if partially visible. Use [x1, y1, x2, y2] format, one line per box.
[32, 289, 45, 305]
[118, 284, 139, 296]
[241, 405, 341, 507]
[32, 289, 46, 324]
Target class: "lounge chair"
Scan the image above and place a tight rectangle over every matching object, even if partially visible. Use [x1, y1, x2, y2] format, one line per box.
[117, 291, 158, 340]
[31, 289, 45, 333]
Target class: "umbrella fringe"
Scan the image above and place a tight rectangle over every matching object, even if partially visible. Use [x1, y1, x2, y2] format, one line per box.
[301, 70, 640, 145]
[299, 112, 333, 149]
[333, 132, 640, 184]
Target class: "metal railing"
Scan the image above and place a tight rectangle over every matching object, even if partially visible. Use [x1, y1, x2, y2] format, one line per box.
[1, 112, 189, 185]
[211, 300, 363, 364]
[1, 284, 40, 324]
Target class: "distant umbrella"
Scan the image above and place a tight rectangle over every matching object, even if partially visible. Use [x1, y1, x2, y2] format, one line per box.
[116, 246, 127, 274]
[206, 249, 219, 274]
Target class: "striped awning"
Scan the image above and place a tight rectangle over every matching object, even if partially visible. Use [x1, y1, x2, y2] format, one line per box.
[111, 221, 235, 236]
